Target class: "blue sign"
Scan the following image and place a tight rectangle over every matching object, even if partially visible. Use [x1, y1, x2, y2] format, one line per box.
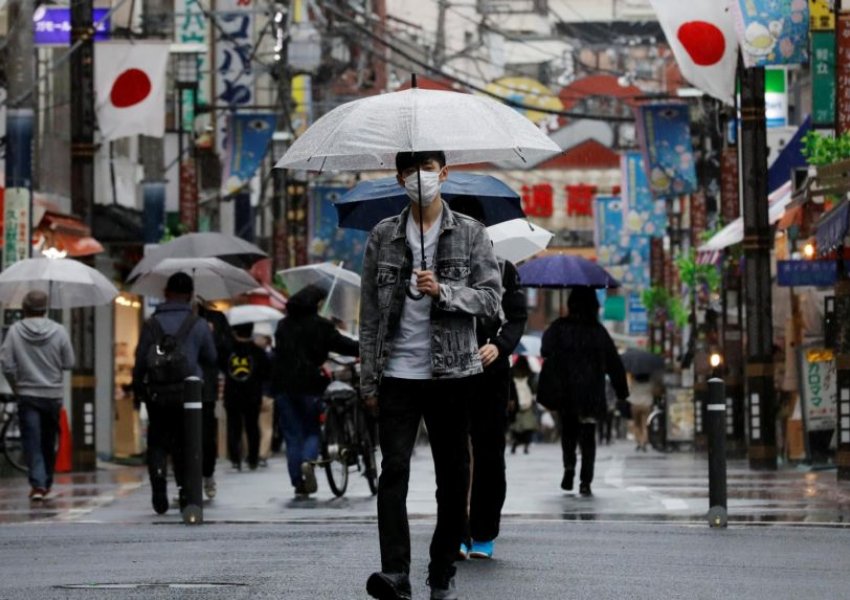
[310, 186, 369, 273]
[33, 7, 111, 45]
[777, 260, 846, 287]
[636, 104, 698, 199]
[628, 291, 648, 336]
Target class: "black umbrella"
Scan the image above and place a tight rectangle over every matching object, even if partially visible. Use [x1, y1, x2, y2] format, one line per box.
[620, 348, 665, 376]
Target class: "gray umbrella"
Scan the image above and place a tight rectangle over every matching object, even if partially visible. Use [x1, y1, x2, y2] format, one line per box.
[127, 233, 267, 283]
[620, 348, 665, 376]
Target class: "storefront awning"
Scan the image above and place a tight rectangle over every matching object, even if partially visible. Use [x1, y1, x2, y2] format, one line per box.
[697, 181, 793, 253]
[815, 200, 850, 255]
[34, 212, 104, 257]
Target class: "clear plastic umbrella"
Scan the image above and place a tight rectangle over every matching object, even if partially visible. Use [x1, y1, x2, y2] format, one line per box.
[487, 219, 554, 264]
[129, 257, 259, 300]
[226, 305, 285, 327]
[0, 257, 119, 308]
[275, 86, 561, 172]
[277, 262, 361, 325]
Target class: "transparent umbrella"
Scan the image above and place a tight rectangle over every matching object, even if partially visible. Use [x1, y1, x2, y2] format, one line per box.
[487, 219, 553, 264]
[277, 262, 361, 326]
[0, 257, 119, 308]
[129, 257, 259, 300]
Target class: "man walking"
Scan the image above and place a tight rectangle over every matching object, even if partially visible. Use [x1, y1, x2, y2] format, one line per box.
[361, 151, 502, 600]
[133, 273, 216, 514]
[461, 257, 526, 560]
[0, 290, 74, 501]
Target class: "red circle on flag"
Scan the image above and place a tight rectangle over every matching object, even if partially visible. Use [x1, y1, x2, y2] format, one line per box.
[677, 21, 726, 66]
[110, 69, 152, 108]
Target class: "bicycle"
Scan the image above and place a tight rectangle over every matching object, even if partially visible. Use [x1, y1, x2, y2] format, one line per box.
[0, 398, 27, 473]
[318, 355, 378, 497]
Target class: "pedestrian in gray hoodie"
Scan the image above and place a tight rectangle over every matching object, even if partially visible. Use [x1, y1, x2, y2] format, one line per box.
[0, 290, 75, 501]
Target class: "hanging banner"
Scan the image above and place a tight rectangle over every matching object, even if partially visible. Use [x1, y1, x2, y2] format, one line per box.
[309, 186, 369, 272]
[812, 32, 837, 127]
[628, 291, 649, 336]
[635, 103, 698, 199]
[222, 113, 276, 195]
[622, 151, 667, 236]
[720, 147, 740, 222]
[838, 12, 850, 135]
[732, 0, 810, 67]
[179, 158, 199, 232]
[809, 0, 835, 31]
[3, 189, 30, 269]
[798, 346, 837, 432]
[691, 192, 708, 246]
[594, 195, 629, 267]
[174, 0, 211, 107]
[142, 181, 166, 244]
[215, 0, 255, 155]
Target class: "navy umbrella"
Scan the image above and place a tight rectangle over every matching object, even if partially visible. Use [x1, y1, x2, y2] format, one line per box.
[517, 254, 620, 289]
[620, 348, 665, 376]
[334, 172, 525, 231]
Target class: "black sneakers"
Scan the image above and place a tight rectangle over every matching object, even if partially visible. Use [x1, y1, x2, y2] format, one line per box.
[151, 477, 168, 515]
[428, 566, 458, 600]
[579, 482, 592, 496]
[560, 469, 574, 491]
[366, 572, 412, 600]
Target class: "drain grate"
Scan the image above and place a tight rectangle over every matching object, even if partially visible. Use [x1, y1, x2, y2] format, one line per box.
[57, 582, 248, 590]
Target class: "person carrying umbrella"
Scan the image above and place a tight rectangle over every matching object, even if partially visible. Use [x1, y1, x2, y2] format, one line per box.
[541, 288, 629, 496]
[361, 151, 502, 600]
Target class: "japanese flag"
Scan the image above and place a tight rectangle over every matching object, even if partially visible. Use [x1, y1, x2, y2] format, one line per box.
[95, 42, 170, 141]
[649, 0, 738, 105]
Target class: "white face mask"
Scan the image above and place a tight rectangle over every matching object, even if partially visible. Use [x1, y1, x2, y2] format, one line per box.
[403, 170, 442, 207]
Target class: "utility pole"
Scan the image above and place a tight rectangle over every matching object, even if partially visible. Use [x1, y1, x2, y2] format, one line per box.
[833, 0, 850, 480]
[739, 64, 777, 471]
[69, 0, 98, 471]
[3, 0, 35, 270]
[434, 0, 448, 69]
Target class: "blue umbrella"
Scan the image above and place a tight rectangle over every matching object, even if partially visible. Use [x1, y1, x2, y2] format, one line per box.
[334, 172, 525, 231]
[517, 254, 620, 289]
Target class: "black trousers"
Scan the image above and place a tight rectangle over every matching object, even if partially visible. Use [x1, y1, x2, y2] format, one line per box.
[464, 365, 509, 544]
[202, 369, 219, 478]
[560, 414, 597, 485]
[377, 377, 470, 578]
[146, 403, 184, 488]
[225, 400, 261, 467]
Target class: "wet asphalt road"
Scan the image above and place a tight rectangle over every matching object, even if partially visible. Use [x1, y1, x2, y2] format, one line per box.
[1, 441, 850, 598]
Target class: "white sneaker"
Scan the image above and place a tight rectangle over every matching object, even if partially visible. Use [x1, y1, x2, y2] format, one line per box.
[203, 476, 217, 499]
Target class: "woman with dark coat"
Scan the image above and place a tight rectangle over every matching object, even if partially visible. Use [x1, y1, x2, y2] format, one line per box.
[541, 287, 628, 496]
[272, 285, 359, 496]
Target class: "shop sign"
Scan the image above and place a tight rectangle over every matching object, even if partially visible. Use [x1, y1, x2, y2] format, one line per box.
[628, 291, 648, 335]
[690, 192, 707, 246]
[776, 259, 845, 287]
[765, 68, 788, 129]
[2, 188, 30, 269]
[521, 183, 554, 218]
[720, 148, 740, 222]
[837, 13, 850, 134]
[812, 32, 837, 128]
[174, 0, 210, 106]
[179, 158, 199, 232]
[215, 0, 254, 154]
[798, 346, 837, 432]
[810, 0, 836, 31]
[650, 237, 664, 287]
[33, 7, 110, 45]
[666, 387, 695, 442]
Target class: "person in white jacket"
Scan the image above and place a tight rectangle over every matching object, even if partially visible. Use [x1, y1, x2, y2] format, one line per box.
[0, 290, 74, 501]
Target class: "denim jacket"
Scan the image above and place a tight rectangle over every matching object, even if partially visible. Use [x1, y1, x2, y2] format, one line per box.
[359, 203, 502, 398]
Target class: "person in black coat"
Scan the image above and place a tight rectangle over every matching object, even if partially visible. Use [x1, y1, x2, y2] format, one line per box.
[272, 285, 359, 496]
[461, 259, 526, 560]
[541, 287, 628, 496]
[221, 323, 270, 471]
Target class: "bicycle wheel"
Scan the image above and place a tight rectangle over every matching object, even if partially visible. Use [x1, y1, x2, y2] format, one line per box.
[358, 414, 378, 496]
[2, 406, 27, 474]
[647, 408, 665, 452]
[321, 408, 349, 497]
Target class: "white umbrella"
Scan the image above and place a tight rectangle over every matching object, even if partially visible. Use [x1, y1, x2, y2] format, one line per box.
[487, 219, 553, 264]
[0, 257, 119, 309]
[278, 262, 361, 324]
[226, 304, 284, 327]
[129, 257, 259, 300]
[127, 232, 267, 283]
[275, 86, 561, 172]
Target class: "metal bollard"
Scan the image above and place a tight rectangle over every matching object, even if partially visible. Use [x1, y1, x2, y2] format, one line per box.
[707, 377, 728, 528]
[182, 376, 204, 525]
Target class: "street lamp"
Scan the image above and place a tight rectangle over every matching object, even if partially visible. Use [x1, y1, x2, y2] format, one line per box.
[172, 44, 203, 233]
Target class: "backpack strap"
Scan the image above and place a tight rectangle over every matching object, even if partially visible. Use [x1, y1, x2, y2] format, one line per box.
[148, 317, 165, 343]
[174, 314, 199, 342]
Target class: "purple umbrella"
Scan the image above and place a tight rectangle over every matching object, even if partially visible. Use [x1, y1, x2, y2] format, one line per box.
[517, 254, 620, 289]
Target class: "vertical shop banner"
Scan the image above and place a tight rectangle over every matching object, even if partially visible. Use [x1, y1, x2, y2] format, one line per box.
[628, 291, 649, 336]
[142, 181, 166, 244]
[690, 192, 708, 246]
[720, 147, 740, 222]
[4, 108, 33, 268]
[650, 237, 665, 287]
[179, 157, 199, 232]
[798, 346, 837, 432]
[309, 186, 369, 271]
[594, 195, 629, 267]
[222, 113, 276, 195]
[622, 151, 668, 236]
[636, 104, 698, 199]
[215, 0, 255, 155]
[732, 0, 810, 67]
[810, 0, 836, 31]
[174, 0, 210, 107]
[234, 192, 254, 242]
[812, 31, 837, 127]
[3, 189, 30, 269]
[838, 12, 850, 135]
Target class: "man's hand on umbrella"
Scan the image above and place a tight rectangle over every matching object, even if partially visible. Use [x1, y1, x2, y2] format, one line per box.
[479, 343, 499, 367]
[414, 269, 440, 297]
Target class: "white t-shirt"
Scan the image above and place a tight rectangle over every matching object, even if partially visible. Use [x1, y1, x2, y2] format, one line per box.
[384, 210, 443, 379]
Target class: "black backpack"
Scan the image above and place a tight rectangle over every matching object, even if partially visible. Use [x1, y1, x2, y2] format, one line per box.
[144, 314, 199, 404]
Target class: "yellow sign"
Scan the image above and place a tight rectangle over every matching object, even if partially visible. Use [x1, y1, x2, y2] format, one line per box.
[806, 348, 834, 363]
[482, 77, 563, 128]
[811, 0, 835, 31]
